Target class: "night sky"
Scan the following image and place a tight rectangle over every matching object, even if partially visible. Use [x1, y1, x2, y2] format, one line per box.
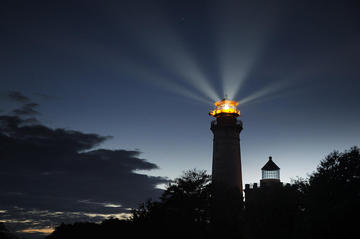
[1, 0, 360, 237]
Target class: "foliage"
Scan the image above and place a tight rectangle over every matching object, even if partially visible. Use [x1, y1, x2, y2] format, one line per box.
[46, 219, 132, 239]
[0, 223, 17, 239]
[243, 146, 360, 239]
[294, 146, 360, 239]
[131, 169, 212, 238]
[46, 147, 360, 239]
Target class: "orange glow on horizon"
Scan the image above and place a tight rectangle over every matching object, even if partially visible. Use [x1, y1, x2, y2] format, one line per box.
[209, 99, 240, 117]
[19, 227, 55, 234]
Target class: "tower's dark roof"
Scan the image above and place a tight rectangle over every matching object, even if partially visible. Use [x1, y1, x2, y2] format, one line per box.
[261, 156, 280, 171]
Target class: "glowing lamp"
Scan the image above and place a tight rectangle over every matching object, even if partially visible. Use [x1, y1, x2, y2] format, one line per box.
[209, 99, 240, 117]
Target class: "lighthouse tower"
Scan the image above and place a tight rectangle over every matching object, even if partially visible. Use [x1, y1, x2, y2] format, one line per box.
[210, 98, 243, 193]
[209, 98, 243, 232]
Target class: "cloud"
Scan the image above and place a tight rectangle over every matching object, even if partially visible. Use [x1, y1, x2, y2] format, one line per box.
[5, 91, 41, 117]
[1, 207, 131, 238]
[0, 98, 168, 236]
[7, 91, 30, 103]
[12, 103, 40, 115]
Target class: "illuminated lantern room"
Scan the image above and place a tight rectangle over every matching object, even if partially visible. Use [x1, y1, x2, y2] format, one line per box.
[260, 156, 281, 187]
[209, 99, 240, 117]
[261, 156, 280, 180]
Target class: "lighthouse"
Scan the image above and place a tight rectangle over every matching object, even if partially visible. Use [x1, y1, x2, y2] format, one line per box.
[210, 98, 243, 193]
[209, 98, 243, 233]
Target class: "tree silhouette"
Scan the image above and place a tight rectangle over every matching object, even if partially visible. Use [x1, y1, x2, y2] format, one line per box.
[46, 219, 133, 239]
[0, 223, 17, 239]
[294, 146, 360, 239]
[131, 169, 212, 238]
[46, 147, 360, 239]
[46, 169, 212, 239]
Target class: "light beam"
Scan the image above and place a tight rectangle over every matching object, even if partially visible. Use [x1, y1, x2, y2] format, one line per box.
[237, 80, 292, 106]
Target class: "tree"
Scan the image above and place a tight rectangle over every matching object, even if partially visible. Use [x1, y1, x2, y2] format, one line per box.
[0, 223, 17, 239]
[131, 169, 212, 238]
[46, 219, 133, 239]
[295, 146, 360, 239]
[44, 147, 360, 239]
[47, 170, 212, 239]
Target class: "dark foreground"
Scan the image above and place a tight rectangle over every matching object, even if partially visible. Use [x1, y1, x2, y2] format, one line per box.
[1, 147, 359, 239]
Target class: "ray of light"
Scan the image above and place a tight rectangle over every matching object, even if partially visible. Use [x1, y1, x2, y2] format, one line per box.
[113, 2, 220, 102]
[219, 47, 259, 100]
[113, 58, 212, 105]
[148, 74, 214, 105]
[237, 80, 293, 106]
[139, 32, 220, 102]
[57, 36, 212, 105]
[212, 1, 282, 100]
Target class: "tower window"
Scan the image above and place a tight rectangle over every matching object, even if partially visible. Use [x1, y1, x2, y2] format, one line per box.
[262, 170, 280, 180]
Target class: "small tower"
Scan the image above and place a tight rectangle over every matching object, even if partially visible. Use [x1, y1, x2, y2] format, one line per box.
[260, 156, 281, 187]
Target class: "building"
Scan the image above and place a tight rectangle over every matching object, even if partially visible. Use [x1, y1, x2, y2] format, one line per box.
[244, 156, 284, 202]
[260, 156, 281, 187]
[243, 157, 297, 239]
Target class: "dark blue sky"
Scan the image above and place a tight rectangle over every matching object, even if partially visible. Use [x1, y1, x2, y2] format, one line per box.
[1, 0, 360, 236]
[2, 0, 360, 185]
[2, 0, 360, 182]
